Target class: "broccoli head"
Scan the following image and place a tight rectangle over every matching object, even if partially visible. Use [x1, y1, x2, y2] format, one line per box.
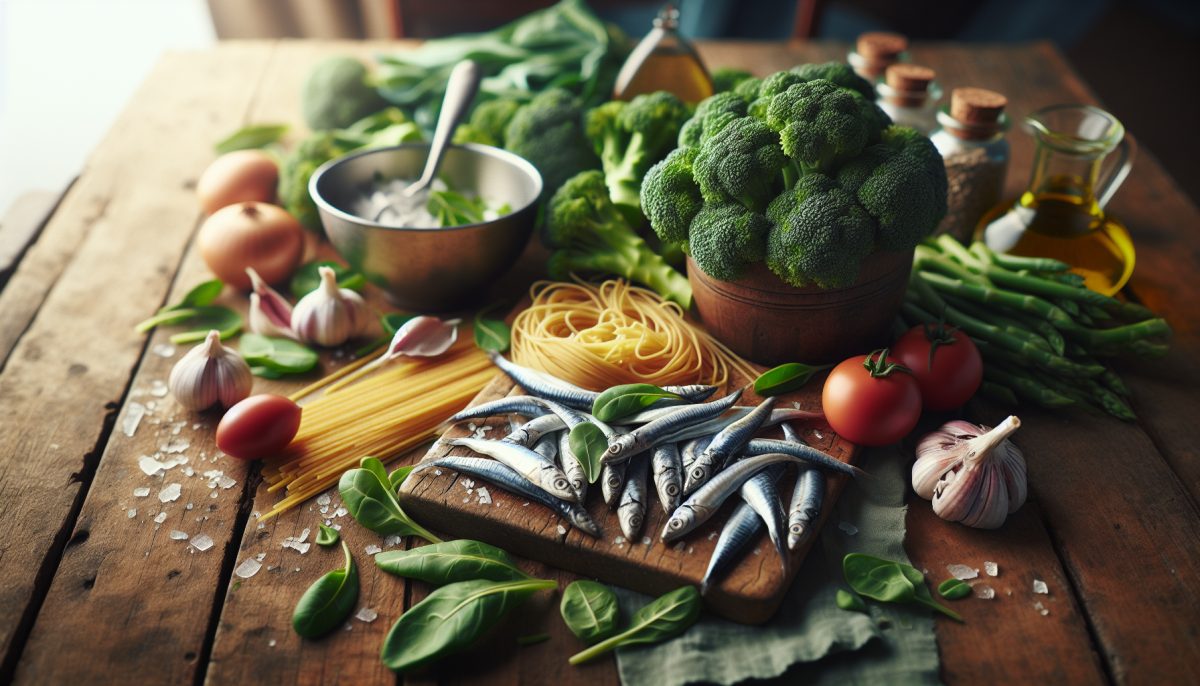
[765, 173, 878, 289]
[837, 125, 948, 251]
[504, 89, 599, 195]
[711, 67, 754, 94]
[301, 57, 388, 131]
[692, 117, 785, 212]
[790, 61, 876, 100]
[765, 79, 884, 173]
[641, 147, 703, 246]
[733, 77, 763, 103]
[469, 98, 522, 145]
[688, 202, 771, 281]
[585, 92, 689, 209]
[677, 92, 748, 148]
[546, 170, 692, 306]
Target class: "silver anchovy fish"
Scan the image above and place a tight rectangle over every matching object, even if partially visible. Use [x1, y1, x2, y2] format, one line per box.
[604, 388, 744, 464]
[742, 439, 862, 477]
[681, 434, 713, 471]
[488, 352, 598, 409]
[661, 453, 802, 542]
[700, 500, 763, 595]
[449, 437, 579, 502]
[684, 397, 777, 495]
[787, 467, 825, 549]
[557, 430, 587, 502]
[450, 396, 550, 422]
[661, 384, 719, 403]
[739, 464, 788, 568]
[601, 461, 627, 507]
[502, 413, 568, 447]
[660, 407, 826, 445]
[531, 432, 559, 462]
[618, 454, 649, 540]
[650, 442, 683, 513]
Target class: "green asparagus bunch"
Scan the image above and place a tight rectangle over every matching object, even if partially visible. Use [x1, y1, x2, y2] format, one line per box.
[902, 235, 1171, 420]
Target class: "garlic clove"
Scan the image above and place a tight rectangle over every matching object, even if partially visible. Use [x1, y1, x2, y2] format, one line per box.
[168, 329, 252, 411]
[290, 266, 370, 347]
[380, 316, 461, 362]
[246, 268, 297, 339]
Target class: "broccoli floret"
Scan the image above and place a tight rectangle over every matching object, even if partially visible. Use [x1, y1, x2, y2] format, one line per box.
[641, 147, 703, 245]
[790, 61, 876, 100]
[692, 117, 785, 212]
[764, 79, 883, 173]
[585, 92, 689, 209]
[546, 170, 692, 306]
[733, 77, 763, 103]
[711, 67, 754, 93]
[688, 203, 771, 281]
[677, 92, 748, 148]
[505, 89, 599, 195]
[452, 123, 497, 146]
[301, 57, 388, 131]
[837, 125, 948, 250]
[765, 174, 877, 288]
[467, 98, 522, 146]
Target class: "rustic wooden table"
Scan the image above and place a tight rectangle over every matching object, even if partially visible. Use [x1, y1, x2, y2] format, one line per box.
[0, 40, 1197, 685]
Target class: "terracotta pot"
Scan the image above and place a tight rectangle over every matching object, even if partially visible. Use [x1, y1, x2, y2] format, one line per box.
[688, 250, 914, 365]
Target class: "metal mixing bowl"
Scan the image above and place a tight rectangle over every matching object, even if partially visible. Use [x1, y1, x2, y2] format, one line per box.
[309, 143, 542, 311]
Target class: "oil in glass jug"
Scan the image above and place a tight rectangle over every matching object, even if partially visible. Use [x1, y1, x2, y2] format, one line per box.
[613, 3, 713, 102]
[977, 104, 1136, 295]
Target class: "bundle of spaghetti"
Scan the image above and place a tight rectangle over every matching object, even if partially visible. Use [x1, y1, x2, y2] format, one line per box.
[511, 279, 759, 390]
[259, 341, 494, 521]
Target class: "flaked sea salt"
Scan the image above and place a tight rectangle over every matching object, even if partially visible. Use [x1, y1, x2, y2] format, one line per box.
[127, 508, 137, 518]
[614, 536, 626, 547]
[365, 544, 382, 555]
[133, 487, 150, 497]
[984, 561, 999, 577]
[334, 507, 348, 518]
[838, 521, 858, 536]
[186, 503, 194, 510]
[152, 343, 176, 358]
[947, 564, 979, 580]
[434, 469, 442, 476]
[556, 525, 567, 536]
[267, 639, 276, 647]
[477, 487, 492, 505]
[218, 475, 237, 490]
[183, 467, 194, 477]
[642, 537, 652, 546]
[209, 491, 218, 499]
[122, 402, 147, 437]
[169, 530, 188, 540]
[255, 552, 266, 562]
[356, 608, 378, 623]
[149, 379, 169, 398]
[708, 531, 718, 541]
[139, 455, 167, 476]
[297, 527, 311, 543]
[975, 584, 995, 600]
[159, 483, 182, 503]
[161, 437, 190, 454]
[282, 540, 311, 555]
[316, 494, 331, 506]
[154, 512, 168, 524]
[1034, 600, 1049, 616]
[1033, 579, 1048, 594]
[191, 534, 214, 551]
[384, 535, 402, 548]
[235, 558, 262, 579]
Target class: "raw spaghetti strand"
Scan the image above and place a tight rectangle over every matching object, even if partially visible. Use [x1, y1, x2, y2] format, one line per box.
[511, 279, 759, 390]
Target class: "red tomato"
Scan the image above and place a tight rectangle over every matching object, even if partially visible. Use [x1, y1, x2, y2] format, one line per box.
[891, 325, 983, 411]
[822, 350, 922, 447]
[216, 394, 302, 460]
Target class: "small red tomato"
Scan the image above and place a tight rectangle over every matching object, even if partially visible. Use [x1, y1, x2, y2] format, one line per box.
[216, 394, 302, 460]
[891, 325, 983, 411]
[822, 349, 922, 447]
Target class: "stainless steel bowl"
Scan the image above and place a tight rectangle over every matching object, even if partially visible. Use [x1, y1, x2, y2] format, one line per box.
[309, 143, 542, 311]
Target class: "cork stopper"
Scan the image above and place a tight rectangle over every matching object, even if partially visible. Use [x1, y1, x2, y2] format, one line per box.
[857, 32, 908, 60]
[950, 87, 1007, 125]
[886, 64, 934, 93]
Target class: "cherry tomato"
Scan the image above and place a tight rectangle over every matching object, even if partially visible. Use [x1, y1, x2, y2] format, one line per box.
[891, 325, 983, 411]
[216, 394, 302, 460]
[822, 349, 922, 447]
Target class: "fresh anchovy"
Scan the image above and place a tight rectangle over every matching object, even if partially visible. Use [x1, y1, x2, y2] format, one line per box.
[488, 352, 599, 409]
[739, 464, 787, 568]
[618, 455, 649, 539]
[780, 422, 801, 443]
[684, 397, 777, 495]
[662, 453, 801, 542]
[650, 443, 683, 513]
[743, 439, 863, 477]
[700, 501, 762, 595]
[450, 396, 549, 422]
[612, 404, 698, 426]
[601, 461, 627, 507]
[531, 432, 559, 461]
[557, 431, 587, 502]
[681, 434, 713, 471]
[529, 398, 621, 443]
[449, 437, 578, 502]
[502, 414, 567, 447]
[418, 456, 600, 537]
[660, 407, 826, 444]
[787, 467, 825, 549]
[661, 384, 718, 403]
[604, 388, 744, 464]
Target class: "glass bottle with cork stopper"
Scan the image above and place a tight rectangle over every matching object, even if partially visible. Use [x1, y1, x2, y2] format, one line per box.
[877, 63, 942, 134]
[848, 32, 908, 80]
[930, 87, 1010, 241]
[613, 3, 713, 102]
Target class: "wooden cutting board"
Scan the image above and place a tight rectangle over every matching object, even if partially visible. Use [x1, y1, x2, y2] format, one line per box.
[398, 370, 858, 624]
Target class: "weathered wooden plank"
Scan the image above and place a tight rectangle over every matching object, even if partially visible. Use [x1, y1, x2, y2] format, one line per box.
[3, 45, 276, 683]
[0, 190, 65, 288]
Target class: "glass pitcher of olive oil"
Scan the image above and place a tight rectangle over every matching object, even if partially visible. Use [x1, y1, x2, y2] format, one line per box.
[978, 104, 1136, 295]
[612, 3, 713, 102]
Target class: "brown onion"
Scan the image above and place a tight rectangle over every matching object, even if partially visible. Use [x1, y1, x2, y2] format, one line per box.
[197, 202, 304, 290]
[197, 150, 278, 214]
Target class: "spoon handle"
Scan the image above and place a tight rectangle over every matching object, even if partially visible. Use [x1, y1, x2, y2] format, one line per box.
[411, 60, 481, 194]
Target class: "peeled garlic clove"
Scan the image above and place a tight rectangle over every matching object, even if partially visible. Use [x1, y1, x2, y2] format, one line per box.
[246, 267, 296, 339]
[168, 329, 252, 411]
[290, 266, 369, 347]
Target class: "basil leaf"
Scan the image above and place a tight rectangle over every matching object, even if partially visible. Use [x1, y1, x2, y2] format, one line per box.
[164, 279, 225, 312]
[168, 306, 242, 344]
[591, 384, 682, 422]
[843, 554, 963, 622]
[836, 589, 867, 613]
[473, 314, 511, 353]
[376, 539, 530, 584]
[251, 365, 285, 379]
[291, 541, 358, 638]
[753, 362, 828, 396]
[316, 524, 340, 548]
[388, 465, 414, 493]
[239, 333, 319, 374]
[560, 580, 619, 644]
[339, 458, 442, 543]
[568, 586, 701, 665]
[215, 123, 288, 154]
[938, 578, 972, 600]
[568, 423, 608, 484]
[290, 260, 365, 298]
[381, 578, 556, 672]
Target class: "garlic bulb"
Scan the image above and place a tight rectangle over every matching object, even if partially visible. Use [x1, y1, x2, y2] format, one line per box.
[246, 267, 297, 339]
[168, 329, 252, 411]
[912, 416, 1026, 529]
[290, 266, 369, 347]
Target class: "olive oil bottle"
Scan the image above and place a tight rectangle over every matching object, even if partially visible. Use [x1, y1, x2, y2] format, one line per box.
[612, 4, 712, 103]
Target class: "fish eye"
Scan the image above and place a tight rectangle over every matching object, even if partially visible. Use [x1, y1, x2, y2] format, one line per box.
[668, 519, 684, 530]
[690, 467, 705, 480]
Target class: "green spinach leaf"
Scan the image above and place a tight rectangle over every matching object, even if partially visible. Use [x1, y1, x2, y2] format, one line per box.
[315, 524, 340, 548]
[591, 384, 682, 422]
[568, 423, 608, 484]
[899, 565, 962, 620]
[843, 554, 962, 622]
[339, 457, 442, 543]
[427, 189, 487, 226]
[560, 580, 619, 644]
[250, 365, 285, 379]
[167, 306, 243, 344]
[292, 541, 358, 638]
[239, 333, 319, 374]
[388, 465, 414, 493]
[938, 578, 972, 600]
[215, 123, 289, 154]
[376, 539, 530, 584]
[290, 260, 366, 298]
[472, 311, 511, 353]
[568, 586, 701, 665]
[836, 589, 868, 613]
[135, 279, 225, 332]
[753, 362, 829, 397]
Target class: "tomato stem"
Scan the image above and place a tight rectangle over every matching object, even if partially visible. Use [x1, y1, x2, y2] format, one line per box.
[861, 348, 911, 378]
[921, 320, 959, 370]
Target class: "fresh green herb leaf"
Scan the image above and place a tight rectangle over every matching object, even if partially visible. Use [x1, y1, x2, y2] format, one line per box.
[568, 423, 608, 484]
[382, 313, 417, 335]
[899, 565, 962, 621]
[843, 554, 962, 622]
[560, 580, 619, 644]
[339, 457, 442, 543]
[591, 384, 682, 422]
[316, 524, 340, 548]
[376, 539, 531, 584]
[215, 123, 289, 155]
[753, 362, 829, 396]
[292, 541, 358, 638]
[473, 313, 511, 353]
[168, 306, 242, 344]
[388, 465, 414, 493]
[290, 260, 366, 298]
[568, 586, 701, 665]
[380, 577, 556, 672]
[836, 589, 867, 613]
[136, 308, 200, 333]
[164, 279, 225, 312]
[517, 633, 550, 646]
[427, 189, 487, 227]
[238, 333, 319, 374]
[251, 365, 286, 379]
[938, 578, 972, 600]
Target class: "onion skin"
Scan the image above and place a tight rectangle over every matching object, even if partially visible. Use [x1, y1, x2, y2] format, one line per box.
[216, 394, 302, 460]
[197, 202, 304, 290]
[197, 150, 278, 214]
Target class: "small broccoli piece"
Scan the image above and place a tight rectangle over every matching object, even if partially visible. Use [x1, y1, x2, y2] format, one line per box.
[765, 173, 877, 288]
[765, 79, 883, 173]
[585, 92, 690, 209]
[677, 92, 748, 148]
[688, 203, 771, 281]
[837, 125, 948, 251]
[452, 123, 497, 146]
[546, 170, 692, 306]
[505, 89, 599, 195]
[641, 147, 703, 245]
[790, 61, 876, 100]
[468, 98, 522, 146]
[692, 117, 785, 212]
[301, 57, 388, 131]
[711, 67, 754, 93]
[733, 77, 763, 103]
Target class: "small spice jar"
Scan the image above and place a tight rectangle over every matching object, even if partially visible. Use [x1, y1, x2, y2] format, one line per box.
[876, 63, 942, 134]
[848, 32, 908, 80]
[930, 87, 1010, 241]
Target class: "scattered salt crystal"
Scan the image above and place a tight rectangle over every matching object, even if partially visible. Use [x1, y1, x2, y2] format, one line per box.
[365, 544, 382, 555]
[985, 561, 999, 577]
[159, 483, 182, 503]
[186, 503, 194, 510]
[235, 558, 262, 578]
[169, 530, 188, 540]
[317, 494, 331, 506]
[522, 502, 530, 507]
[127, 508, 137, 518]
[687, 546, 695, 554]
[356, 608, 378, 623]
[462, 497, 469, 503]
[154, 512, 168, 524]
[183, 467, 194, 477]
[947, 564, 979, 580]
[1034, 600, 1049, 616]
[255, 552, 266, 562]
[149, 379, 169, 398]
[218, 475, 237, 490]
[282, 540, 311, 555]
[434, 469, 442, 476]
[708, 531, 718, 540]
[209, 491, 218, 499]
[344, 623, 352, 632]
[642, 537, 652, 546]
[122, 402, 147, 437]
[191, 534, 214, 551]
[139, 455, 167, 476]
[133, 487, 150, 497]
[556, 525, 567, 536]
[319, 506, 329, 514]
[462, 479, 475, 489]
[384, 535, 402, 548]
[331, 524, 341, 531]
[837, 521, 858, 536]
[257, 522, 265, 530]
[477, 487, 492, 505]
[975, 584, 995, 599]
[812, 429, 824, 440]
[480, 425, 493, 433]
[334, 507, 348, 518]
[1033, 579, 1048, 594]
[614, 536, 626, 547]
[297, 528, 311, 543]
[293, 567, 300, 572]
[161, 437, 190, 454]
[152, 343, 176, 357]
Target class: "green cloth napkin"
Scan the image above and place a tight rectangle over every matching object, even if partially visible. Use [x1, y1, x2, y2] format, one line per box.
[613, 447, 941, 686]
